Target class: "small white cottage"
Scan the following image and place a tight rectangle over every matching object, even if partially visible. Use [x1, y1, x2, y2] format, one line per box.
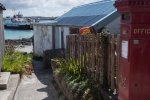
[33, 0, 120, 56]
[0, 3, 5, 72]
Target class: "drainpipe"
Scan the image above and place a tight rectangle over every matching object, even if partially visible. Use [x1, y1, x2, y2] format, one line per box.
[52, 26, 55, 49]
[61, 27, 64, 49]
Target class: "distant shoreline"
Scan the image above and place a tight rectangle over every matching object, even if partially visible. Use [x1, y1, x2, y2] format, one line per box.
[5, 37, 33, 46]
[5, 37, 33, 53]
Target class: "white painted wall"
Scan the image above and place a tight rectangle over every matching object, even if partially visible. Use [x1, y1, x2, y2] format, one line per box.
[33, 25, 70, 56]
[55, 26, 70, 49]
[55, 26, 61, 49]
[63, 27, 70, 48]
[0, 10, 4, 72]
[58, 27, 70, 48]
[106, 17, 120, 34]
[33, 25, 53, 57]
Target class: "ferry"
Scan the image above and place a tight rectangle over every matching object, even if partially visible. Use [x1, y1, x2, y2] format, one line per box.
[4, 12, 35, 30]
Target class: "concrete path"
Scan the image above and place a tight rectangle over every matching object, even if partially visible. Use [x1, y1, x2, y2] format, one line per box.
[0, 74, 20, 100]
[14, 60, 59, 100]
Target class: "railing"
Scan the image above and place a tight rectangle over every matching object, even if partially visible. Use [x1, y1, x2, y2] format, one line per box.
[66, 33, 118, 92]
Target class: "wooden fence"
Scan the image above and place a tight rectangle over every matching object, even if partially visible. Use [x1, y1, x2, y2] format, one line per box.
[66, 33, 118, 92]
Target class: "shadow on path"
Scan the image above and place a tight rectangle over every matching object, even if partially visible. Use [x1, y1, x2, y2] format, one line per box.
[32, 60, 58, 100]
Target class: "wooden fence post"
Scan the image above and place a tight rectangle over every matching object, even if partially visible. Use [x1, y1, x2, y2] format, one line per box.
[66, 33, 118, 93]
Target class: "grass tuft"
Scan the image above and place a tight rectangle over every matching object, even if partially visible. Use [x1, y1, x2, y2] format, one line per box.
[2, 43, 32, 74]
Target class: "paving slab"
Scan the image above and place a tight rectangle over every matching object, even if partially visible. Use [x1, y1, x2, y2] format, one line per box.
[8, 74, 20, 100]
[0, 72, 10, 90]
[0, 74, 20, 100]
[14, 60, 59, 100]
[0, 90, 11, 100]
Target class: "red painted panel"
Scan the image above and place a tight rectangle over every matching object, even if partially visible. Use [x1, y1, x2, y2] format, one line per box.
[118, 39, 130, 100]
[130, 39, 143, 100]
[115, 0, 150, 100]
[131, 13, 150, 24]
[131, 25, 150, 38]
[140, 39, 150, 100]
[120, 24, 131, 38]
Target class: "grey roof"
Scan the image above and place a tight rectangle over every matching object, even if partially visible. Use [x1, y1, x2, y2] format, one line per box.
[34, 20, 57, 26]
[55, 0, 119, 30]
[0, 3, 6, 10]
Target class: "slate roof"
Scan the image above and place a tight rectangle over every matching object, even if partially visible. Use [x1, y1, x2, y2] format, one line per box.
[0, 3, 6, 10]
[55, 0, 119, 30]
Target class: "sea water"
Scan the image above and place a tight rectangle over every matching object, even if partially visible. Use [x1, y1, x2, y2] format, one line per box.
[4, 29, 33, 40]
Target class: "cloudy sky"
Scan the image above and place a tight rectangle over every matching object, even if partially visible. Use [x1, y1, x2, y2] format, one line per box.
[1, 0, 99, 17]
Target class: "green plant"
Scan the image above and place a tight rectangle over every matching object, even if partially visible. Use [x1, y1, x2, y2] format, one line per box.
[53, 57, 97, 100]
[54, 57, 83, 76]
[2, 49, 32, 74]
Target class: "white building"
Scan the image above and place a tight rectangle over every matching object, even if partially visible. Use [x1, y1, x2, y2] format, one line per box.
[0, 3, 5, 72]
[33, 0, 120, 56]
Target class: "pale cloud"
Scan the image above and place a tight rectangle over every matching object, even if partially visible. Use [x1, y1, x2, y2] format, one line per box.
[1, 0, 100, 17]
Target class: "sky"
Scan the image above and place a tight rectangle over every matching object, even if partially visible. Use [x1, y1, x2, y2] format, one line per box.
[1, 0, 100, 17]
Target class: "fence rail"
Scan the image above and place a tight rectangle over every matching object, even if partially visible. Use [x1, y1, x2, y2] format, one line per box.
[66, 33, 118, 91]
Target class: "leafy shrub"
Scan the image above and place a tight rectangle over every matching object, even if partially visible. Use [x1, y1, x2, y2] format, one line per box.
[54, 57, 83, 76]
[2, 44, 32, 74]
[54, 57, 96, 100]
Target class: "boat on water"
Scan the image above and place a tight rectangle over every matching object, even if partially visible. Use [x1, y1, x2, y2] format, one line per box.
[4, 12, 35, 30]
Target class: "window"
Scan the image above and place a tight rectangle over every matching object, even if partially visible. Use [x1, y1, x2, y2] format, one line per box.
[70, 27, 80, 34]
